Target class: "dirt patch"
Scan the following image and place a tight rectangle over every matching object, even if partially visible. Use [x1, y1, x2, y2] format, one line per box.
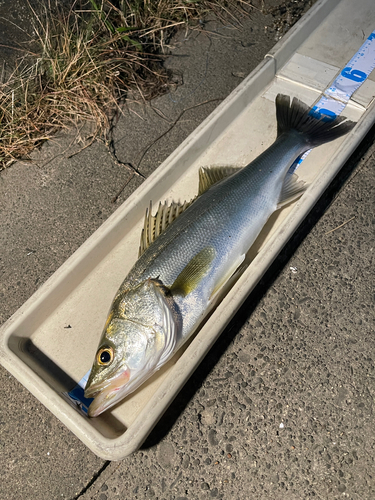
[264, 0, 316, 36]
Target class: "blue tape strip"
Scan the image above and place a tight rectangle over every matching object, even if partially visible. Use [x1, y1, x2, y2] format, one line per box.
[290, 29, 375, 172]
[63, 370, 93, 415]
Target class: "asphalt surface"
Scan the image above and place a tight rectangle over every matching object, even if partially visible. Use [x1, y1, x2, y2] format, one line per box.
[1, 1, 374, 499]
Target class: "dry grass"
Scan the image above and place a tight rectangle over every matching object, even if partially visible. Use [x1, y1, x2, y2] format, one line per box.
[0, 0, 251, 169]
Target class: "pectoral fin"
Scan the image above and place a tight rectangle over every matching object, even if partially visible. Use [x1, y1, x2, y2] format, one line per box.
[170, 247, 216, 296]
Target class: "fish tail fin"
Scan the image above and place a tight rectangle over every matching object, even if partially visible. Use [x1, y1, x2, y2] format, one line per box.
[275, 94, 356, 147]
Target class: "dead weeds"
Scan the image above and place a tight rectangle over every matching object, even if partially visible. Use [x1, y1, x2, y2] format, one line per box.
[0, 0, 252, 169]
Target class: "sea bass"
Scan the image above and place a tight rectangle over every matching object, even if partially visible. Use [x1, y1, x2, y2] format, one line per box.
[84, 95, 355, 416]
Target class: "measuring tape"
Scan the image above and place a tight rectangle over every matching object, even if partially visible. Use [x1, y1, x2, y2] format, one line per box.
[292, 29, 375, 170]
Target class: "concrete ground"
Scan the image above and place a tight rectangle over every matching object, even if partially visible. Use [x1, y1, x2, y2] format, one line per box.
[0, 1, 374, 499]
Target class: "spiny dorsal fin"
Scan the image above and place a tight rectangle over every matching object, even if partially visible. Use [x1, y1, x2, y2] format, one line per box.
[198, 166, 242, 196]
[277, 172, 308, 209]
[170, 247, 216, 296]
[139, 199, 194, 256]
[139, 166, 242, 256]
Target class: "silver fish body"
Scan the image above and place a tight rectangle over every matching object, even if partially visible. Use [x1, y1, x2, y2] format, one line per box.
[85, 95, 355, 416]
[125, 133, 305, 337]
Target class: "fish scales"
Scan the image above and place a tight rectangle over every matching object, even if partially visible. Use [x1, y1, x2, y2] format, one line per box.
[124, 133, 307, 334]
[84, 95, 355, 417]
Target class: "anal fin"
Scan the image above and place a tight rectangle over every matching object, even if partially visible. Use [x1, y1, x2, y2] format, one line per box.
[277, 173, 307, 210]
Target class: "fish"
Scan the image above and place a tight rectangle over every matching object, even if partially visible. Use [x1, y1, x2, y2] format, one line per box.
[84, 94, 355, 417]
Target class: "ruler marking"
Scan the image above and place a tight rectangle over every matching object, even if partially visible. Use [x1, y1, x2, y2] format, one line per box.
[290, 29, 375, 172]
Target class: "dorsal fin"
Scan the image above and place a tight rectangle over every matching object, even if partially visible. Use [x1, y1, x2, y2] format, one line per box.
[198, 166, 242, 196]
[139, 200, 194, 256]
[139, 166, 242, 256]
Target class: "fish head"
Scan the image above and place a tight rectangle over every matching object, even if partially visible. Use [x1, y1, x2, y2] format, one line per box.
[84, 279, 179, 417]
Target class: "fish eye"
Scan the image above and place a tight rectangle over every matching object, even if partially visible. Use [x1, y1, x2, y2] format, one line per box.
[97, 346, 114, 366]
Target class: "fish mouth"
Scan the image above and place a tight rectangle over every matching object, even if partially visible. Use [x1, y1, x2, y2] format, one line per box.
[85, 368, 131, 417]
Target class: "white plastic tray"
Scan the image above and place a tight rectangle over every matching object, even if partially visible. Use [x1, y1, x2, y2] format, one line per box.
[1, 0, 374, 459]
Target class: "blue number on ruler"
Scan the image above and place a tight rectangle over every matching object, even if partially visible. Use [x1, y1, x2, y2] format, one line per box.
[291, 30, 375, 176]
[341, 67, 367, 82]
[310, 106, 337, 122]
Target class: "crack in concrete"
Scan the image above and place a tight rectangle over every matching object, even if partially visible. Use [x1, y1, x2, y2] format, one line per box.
[71, 461, 111, 500]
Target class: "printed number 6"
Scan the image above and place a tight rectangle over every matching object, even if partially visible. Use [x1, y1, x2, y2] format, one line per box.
[341, 67, 367, 82]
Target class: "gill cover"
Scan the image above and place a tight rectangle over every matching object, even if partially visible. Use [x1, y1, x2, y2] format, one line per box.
[85, 279, 180, 416]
